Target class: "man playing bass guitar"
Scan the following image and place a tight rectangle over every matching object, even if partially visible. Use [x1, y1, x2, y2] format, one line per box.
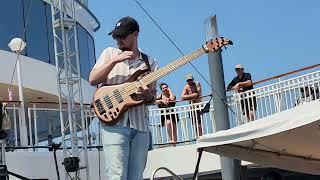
[89, 17, 158, 180]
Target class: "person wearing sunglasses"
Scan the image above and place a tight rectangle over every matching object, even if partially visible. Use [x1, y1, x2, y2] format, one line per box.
[89, 16, 158, 180]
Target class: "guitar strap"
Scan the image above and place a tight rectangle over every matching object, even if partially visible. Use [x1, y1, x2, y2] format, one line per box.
[141, 52, 151, 72]
[125, 52, 151, 82]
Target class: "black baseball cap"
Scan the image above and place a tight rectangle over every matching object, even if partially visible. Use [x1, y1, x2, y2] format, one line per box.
[108, 16, 139, 37]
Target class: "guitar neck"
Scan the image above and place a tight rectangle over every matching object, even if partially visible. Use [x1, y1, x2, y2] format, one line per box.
[124, 47, 207, 95]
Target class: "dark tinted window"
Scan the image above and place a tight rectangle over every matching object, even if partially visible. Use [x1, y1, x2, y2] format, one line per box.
[0, 0, 95, 80]
[88, 34, 96, 71]
[77, 24, 90, 80]
[0, 0, 24, 52]
[23, 0, 49, 63]
[45, 3, 55, 65]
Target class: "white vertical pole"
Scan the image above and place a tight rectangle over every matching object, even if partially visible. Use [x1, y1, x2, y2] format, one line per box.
[27, 108, 32, 146]
[17, 57, 28, 146]
[33, 104, 38, 146]
[13, 104, 18, 147]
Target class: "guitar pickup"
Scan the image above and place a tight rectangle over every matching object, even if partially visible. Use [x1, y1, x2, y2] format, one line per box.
[94, 99, 106, 115]
[114, 89, 123, 103]
[103, 95, 113, 109]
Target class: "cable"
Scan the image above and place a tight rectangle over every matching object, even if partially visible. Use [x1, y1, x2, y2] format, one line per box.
[52, 142, 62, 180]
[192, 148, 203, 180]
[134, 1, 213, 87]
[98, 148, 102, 180]
[67, 172, 73, 180]
[133, 0, 238, 116]
[8, 0, 34, 94]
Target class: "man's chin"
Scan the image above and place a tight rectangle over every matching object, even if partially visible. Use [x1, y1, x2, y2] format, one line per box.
[118, 46, 129, 51]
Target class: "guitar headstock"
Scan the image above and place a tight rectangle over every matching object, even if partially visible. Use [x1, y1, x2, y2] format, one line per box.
[203, 37, 233, 53]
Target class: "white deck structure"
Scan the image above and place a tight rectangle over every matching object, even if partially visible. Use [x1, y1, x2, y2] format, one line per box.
[2, 68, 320, 179]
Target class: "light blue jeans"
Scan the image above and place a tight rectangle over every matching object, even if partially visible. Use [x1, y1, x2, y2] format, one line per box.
[102, 125, 149, 180]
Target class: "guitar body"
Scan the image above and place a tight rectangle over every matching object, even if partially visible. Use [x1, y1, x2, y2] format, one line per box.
[93, 83, 143, 124]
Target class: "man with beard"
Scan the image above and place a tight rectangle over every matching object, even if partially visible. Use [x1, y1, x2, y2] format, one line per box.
[89, 17, 158, 180]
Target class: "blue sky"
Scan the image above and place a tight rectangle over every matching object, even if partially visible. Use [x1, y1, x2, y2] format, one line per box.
[89, 0, 320, 98]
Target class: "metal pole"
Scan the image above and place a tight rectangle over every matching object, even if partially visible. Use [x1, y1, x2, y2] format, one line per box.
[50, 0, 90, 179]
[33, 104, 38, 146]
[27, 108, 33, 146]
[13, 104, 18, 147]
[205, 15, 242, 180]
[48, 118, 53, 149]
[0, 140, 5, 165]
[16, 56, 28, 146]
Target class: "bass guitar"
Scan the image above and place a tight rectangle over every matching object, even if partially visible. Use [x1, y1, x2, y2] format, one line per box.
[93, 37, 233, 124]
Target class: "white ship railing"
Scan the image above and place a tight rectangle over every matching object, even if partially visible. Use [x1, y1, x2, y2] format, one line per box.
[227, 69, 320, 126]
[148, 69, 320, 146]
[3, 68, 320, 149]
[3, 102, 94, 150]
[149, 98, 214, 146]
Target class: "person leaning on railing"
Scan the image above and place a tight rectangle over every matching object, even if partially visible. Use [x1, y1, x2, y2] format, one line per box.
[296, 86, 316, 106]
[227, 64, 256, 122]
[155, 83, 179, 143]
[181, 74, 203, 137]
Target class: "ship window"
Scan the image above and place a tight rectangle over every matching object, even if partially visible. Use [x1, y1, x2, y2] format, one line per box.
[23, 0, 50, 63]
[77, 24, 90, 80]
[0, 0, 25, 53]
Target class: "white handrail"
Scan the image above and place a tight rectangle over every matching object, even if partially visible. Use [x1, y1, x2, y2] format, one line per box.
[3, 69, 320, 150]
[149, 99, 214, 145]
[227, 69, 320, 125]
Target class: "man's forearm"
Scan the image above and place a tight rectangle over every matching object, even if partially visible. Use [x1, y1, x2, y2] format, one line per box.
[155, 99, 162, 105]
[238, 81, 252, 87]
[89, 60, 117, 86]
[182, 93, 199, 100]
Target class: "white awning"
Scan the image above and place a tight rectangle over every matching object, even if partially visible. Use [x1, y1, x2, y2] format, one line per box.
[198, 100, 320, 175]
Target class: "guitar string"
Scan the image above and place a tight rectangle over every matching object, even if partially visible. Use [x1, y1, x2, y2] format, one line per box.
[97, 48, 206, 110]
[97, 48, 203, 107]
[98, 44, 226, 111]
[98, 45, 226, 111]
[96, 52, 194, 108]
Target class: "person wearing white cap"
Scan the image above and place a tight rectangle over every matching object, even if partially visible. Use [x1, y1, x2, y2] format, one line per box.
[227, 64, 256, 122]
[181, 73, 203, 136]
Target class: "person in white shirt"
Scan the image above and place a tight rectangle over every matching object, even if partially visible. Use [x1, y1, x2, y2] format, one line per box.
[89, 17, 158, 180]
